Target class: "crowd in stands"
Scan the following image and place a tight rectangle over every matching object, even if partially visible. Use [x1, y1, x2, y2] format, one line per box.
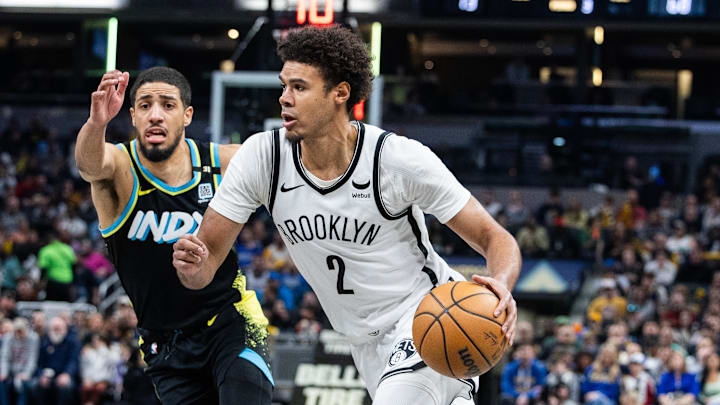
[494, 165, 720, 404]
[2, 116, 720, 404]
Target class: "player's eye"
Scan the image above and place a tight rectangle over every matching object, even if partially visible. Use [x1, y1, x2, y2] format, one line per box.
[294, 85, 304, 91]
[165, 103, 175, 109]
[280, 84, 286, 90]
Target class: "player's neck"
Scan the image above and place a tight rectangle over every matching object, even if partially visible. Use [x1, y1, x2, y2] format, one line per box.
[300, 120, 357, 181]
[137, 136, 193, 187]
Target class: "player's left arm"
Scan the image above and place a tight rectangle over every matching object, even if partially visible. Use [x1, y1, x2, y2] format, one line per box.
[217, 144, 241, 176]
[445, 196, 522, 345]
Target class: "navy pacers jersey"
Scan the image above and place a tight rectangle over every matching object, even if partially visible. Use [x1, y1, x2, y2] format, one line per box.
[102, 138, 242, 331]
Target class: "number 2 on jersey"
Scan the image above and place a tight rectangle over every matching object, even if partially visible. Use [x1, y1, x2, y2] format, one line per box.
[326, 255, 354, 294]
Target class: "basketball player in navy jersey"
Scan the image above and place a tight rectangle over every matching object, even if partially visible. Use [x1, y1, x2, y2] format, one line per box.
[75, 67, 272, 404]
[174, 26, 521, 405]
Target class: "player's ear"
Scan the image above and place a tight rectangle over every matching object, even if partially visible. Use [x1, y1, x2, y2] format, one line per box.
[129, 107, 136, 127]
[334, 81, 351, 106]
[184, 105, 194, 127]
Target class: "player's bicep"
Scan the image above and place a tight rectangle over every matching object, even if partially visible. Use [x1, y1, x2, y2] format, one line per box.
[77, 143, 123, 182]
[217, 143, 241, 176]
[197, 207, 244, 266]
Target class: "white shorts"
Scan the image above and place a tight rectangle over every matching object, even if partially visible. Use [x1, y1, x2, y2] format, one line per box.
[350, 305, 478, 404]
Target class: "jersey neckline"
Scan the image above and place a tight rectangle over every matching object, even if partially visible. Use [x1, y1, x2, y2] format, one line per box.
[291, 121, 365, 195]
[130, 138, 202, 195]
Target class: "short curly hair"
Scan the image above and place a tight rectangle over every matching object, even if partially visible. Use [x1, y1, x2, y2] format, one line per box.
[277, 25, 373, 113]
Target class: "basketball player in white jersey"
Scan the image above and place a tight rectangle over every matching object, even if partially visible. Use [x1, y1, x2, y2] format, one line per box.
[173, 26, 521, 405]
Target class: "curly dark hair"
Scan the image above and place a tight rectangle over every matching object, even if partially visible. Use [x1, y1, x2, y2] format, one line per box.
[277, 25, 373, 113]
[129, 66, 191, 108]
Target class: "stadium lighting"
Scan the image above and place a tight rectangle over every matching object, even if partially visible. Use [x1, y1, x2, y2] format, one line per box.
[227, 29, 240, 40]
[0, 0, 126, 8]
[594, 26, 604, 45]
[592, 67, 603, 86]
[581, 0, 594, 14]
[371, 22, 382, 77]
[549, 0, 577, 12]
[106, 17, 118, 72]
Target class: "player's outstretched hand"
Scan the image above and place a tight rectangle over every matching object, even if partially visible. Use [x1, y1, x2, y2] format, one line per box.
[173, 234, 209, 280]
[471, 275, 517, 346]
[89, 70, 129, 128]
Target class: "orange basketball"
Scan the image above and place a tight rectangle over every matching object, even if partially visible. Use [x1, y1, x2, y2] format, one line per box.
[412, 281, 508, 378]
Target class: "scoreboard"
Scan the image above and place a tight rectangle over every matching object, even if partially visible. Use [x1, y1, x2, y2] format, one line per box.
[424, 0, 718, 19]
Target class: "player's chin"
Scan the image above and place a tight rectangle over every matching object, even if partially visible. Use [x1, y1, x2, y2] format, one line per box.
[284, 130, 304, 142]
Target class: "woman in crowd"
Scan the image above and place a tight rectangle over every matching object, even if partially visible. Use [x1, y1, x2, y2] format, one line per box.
[581, 344, 622, 405]
[657, 350, 700, 405]
[701, 352, 720, 405]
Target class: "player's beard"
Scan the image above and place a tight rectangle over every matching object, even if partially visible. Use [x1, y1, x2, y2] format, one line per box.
[136, 127, 184, 162]
[285, 130, 304, 143]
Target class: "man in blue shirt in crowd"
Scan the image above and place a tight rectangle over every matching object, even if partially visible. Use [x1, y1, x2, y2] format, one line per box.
[28, 317, 80, 405]
[501, 343, 548, 405]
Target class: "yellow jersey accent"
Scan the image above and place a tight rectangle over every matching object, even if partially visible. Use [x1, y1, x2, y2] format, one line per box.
[207, 314, 219, 327]
[231, 272, 269, 349]
[138, 187, 156, 196]
[138, 336, 145, 362]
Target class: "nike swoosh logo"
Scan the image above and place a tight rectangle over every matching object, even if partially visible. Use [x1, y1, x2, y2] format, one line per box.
[138, 188, 156, 196]
[280, 183, 304, 192]
[352, 180, 370, 189]
[207, 314, 218, 327]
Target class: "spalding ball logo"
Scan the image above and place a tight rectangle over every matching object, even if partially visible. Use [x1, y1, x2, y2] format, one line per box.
[388, 338, 417, 367]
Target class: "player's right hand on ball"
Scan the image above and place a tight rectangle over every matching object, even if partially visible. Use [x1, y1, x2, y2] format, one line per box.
[88, 70, 129, 128]
[173, 234, 209, 276]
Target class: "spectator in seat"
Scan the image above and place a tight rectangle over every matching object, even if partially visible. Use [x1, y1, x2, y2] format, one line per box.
[0, 318, 38, 405]
[587, 279, 628, 324]
[80, 333, 117, 405]
[644, 249, 677, 288]
[517, 218, 550, 258]
[28, 316, 80, 405]
[620, 353, 655, 405]
[617, 189, 646, 232]
[545, 356, 580, 403]
[581, 344, 622, 405]
[701, 352, 720, 405]
[506, 190, 530, 233]
[501, 343, 548, 405]
[37, 229, 76, 302]
[656, 350, 699, 405]
[667, 220, 694, 257]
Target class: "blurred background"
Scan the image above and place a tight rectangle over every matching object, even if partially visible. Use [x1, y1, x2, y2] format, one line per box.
[2, 0, 720, 404]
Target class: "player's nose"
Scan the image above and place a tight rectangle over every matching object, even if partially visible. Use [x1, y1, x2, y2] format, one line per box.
[279, 88, 293, 107]
[148, 103, 164, 123]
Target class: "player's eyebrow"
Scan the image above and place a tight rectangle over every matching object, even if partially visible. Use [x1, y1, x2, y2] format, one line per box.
[279, 75, 309, 86]
[137, 94, 178, 101]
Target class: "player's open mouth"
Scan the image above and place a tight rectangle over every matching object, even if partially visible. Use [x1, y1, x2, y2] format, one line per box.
[281, 113, 297, 129]
[145, 127, 167, 144]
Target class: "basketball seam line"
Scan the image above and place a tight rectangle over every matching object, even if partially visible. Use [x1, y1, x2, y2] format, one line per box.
[449, 283, 504, 327]
[430, 291, 458, 379]
[429, 289, 494, 371]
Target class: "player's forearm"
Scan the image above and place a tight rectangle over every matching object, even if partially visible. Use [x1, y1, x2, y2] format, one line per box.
[75, 120, 110, 181]
[483, 228, 522, 290]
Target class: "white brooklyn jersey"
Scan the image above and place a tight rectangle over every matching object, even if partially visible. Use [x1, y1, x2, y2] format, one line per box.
[210, 122, 471, 341]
